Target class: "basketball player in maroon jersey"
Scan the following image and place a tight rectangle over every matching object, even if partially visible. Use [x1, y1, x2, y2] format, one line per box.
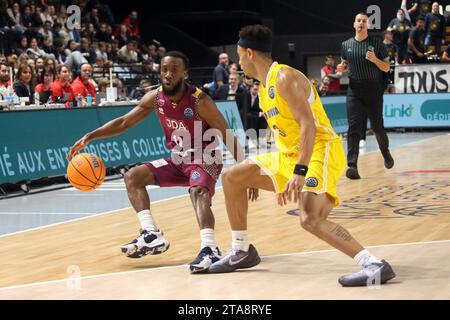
[67, 51, 246, 273]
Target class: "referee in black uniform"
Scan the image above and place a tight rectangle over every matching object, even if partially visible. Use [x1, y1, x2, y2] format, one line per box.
[337, 12, 394, 179]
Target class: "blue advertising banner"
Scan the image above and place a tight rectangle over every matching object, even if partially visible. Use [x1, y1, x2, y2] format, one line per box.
[321, 93, 450, 133]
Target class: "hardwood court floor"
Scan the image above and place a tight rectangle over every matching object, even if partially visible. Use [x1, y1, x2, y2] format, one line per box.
[0, 135, 449, 299]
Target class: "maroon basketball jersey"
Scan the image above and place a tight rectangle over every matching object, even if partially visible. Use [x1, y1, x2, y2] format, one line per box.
[154, 83, 220, 164]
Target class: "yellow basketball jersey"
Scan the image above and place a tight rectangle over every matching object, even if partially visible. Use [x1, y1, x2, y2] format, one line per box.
[259, 62, 339, 155]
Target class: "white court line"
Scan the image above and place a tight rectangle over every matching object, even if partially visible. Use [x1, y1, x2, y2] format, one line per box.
[0, 239, 448, 292]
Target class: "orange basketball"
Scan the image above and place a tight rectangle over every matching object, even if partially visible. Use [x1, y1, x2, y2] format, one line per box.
[67, 153, 106, 191]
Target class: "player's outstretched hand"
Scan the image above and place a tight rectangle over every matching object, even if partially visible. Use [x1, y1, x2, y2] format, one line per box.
[284, 174, 305, 203]
[67, 135, 90, 160]
[248, 188, 259, 201]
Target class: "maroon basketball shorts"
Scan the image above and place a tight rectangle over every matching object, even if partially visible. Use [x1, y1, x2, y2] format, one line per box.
[144, 157, 222, 198]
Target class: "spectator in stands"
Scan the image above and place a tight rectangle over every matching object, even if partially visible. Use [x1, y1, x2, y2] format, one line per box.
[318, 76, 330, 97]
[44, 57, 56, 70]
[205, 52, 229, 93]
[27, 58, 35, 71]
[82, 23, 96, 44]
[50, 64, 74, 104]
[72, 63, 96, 105]
[79, 37, 96, 64]
[442, 44, 450, 61]
[213, 72, 241, 100]
[95, 41, 108, 62]
[95, 23, 110, 43]
[156, 46, 166, 63]
[122, 10, 140, 38]
[47, 4, 56, 23]
[107, 40, 119, 63]
[247, 82, 265, 139]
[145, 43, 158, 61]
[83, 6, 101, 29]
[0, 62, 11, 87]
[21, 5, 34, 29]
[213, 72, 248, 120]
[321, 55, 342, 94]
[27, 37, 53, 59]
[410, 0, 433, 19]
[53, 22, 70, 46]
[229, 62, 238, 74]
[97, 77, 110, 93]
[35, 66, 55, 103]
[242, 75, 253, 91]
[55, 4, 67, 26]
[408, 16, 427, 63]
[0, 0, 22, 55]
[6, 2, 21, 29]
[116, 24, 129, 48]
[40, 5, 53, 27]
[7, 53, 17, 69]
[35, 57, 45, 78]
[92, 56, 107, 81]
[143, 57, 159, 73]
[383, 30, 399, 63]
[424, 2, 446, 56]
[39, 20, 53, 46]
[114, 78, 126, 99]
[69, 23, 82, 43]
[41, 36, 55, 56]
[15, 36, 28, 55]
[118, 40, 138, 63]
[383, 30, 398, 92]
[387, 9, 412, 64]
[131, 79, 151, 100]
[13, 63, 34, 104]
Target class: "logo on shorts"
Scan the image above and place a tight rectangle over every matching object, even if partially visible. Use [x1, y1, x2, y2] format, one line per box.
[157, 98, 165, 106]
[191, 171, 201, 181]
[268, 86, 275, 99]
[305, 177, 318, 188]
[184, 107, 194, 119]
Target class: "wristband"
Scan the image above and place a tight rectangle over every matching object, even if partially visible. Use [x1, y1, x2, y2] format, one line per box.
[294, 164, 308, 176]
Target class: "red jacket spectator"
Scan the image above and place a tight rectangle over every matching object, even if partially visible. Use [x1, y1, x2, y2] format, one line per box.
[49, 79, 74, 105]
[35, 83, 47, 93]
[121, 11, 139, 37]
[71, 76, 96, 99]
[321, 65, 341, 92]
[0, 79, 11, 88]
[321, 56, 341, 93]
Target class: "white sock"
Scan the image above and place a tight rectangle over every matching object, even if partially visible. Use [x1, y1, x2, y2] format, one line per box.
[232, 230, 249, 252]
[137, 209, 157, 232]
[200, 228, 217, 250]
[354, 249, 382, 267]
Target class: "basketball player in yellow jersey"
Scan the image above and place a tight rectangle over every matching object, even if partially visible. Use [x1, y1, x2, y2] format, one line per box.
[209, 25, 396, 287]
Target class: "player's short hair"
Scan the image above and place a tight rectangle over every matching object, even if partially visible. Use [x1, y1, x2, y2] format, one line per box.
[416, 15, 426, 22]
[382, 30, 393, 37]
[238, 24, 273, 55]
[164, 51, 189, 70]
[355, 12, 369, 18]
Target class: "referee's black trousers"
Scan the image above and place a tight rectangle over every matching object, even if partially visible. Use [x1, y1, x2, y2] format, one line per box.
[346, 78, 389, 168]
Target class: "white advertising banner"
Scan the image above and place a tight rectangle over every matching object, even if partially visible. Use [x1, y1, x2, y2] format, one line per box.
[395, 64, 450, 93]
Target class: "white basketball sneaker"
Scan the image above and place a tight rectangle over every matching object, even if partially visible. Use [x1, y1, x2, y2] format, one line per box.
[121, 229, 170, 258]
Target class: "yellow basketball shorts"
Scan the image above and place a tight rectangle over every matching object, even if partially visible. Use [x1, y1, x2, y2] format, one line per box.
[250, 140, 346, 206]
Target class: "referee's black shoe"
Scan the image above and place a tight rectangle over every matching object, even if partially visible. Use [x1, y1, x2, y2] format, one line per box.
[383, 150, 394, 169]
[346, 166, 360, 179]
